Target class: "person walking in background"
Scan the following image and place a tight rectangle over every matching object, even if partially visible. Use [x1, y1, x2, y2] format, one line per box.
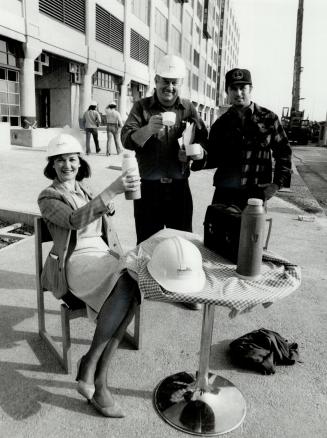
[82, 101, 101, 155]
[105, 102, 124, 156]
[192, 68, 292, 209]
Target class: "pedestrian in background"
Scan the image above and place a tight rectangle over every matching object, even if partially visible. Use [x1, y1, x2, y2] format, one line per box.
[192, 68, 292, 209]
[105, 102, 124, 156]
[82, 101, 101, 155]
[122, 54, 208, 310]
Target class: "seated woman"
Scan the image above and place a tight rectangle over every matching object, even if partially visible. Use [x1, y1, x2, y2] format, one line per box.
[38, 133, 141, 418]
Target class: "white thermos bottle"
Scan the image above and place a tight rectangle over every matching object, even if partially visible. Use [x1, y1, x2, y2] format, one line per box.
[121, 150, 141, 200]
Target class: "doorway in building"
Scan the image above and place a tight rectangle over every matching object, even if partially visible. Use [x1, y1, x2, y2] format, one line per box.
[36, 89, 50, 127]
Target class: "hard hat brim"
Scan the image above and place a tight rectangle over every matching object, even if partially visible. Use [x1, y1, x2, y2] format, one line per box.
[47, 134, 84, 157]
[157, 71, 185, 79]
[147, 264, 206, 294]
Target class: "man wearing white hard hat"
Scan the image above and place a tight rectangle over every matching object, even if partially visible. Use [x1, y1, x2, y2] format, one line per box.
[82, 101, 102, 155]
[105, 102, 124, 156]
[121, 55, 208, 249]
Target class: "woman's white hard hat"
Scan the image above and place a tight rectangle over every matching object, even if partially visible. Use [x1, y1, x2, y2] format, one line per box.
[156, 54, 186, 79]
[147, 236, 206, 293]
[47, 134, 83, 157]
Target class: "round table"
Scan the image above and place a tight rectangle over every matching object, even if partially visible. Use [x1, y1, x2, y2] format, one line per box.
[126, 228, 301, 436]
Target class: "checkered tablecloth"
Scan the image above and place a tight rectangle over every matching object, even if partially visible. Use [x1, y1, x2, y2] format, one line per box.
[126, 228, 301, 318]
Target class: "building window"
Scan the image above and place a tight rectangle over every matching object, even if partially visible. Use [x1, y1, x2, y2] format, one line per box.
[212, 87, 216, 100]
[39, 0, 86, 33]
[192, 73, 199, 90]
[206, 83, 211, 97]
[207, 64, 212, 79]
[155, 9, 168, 41]
[197, 0, 203, 21]
[96, 5, 124, 53]
[171, 26, 182, 55]
[92, 70, 120, 91]
[0, 67, 20, 126]
[195, 25, 201, 45]
[172, 0, 182, 22]
[154, 45, 166, 69]
[0, 39, 19, 67]
[193, 49, 199, 68]
[131, 0, 149, 25]
[130, 29, 149, 65]
[212, 69, 216, 82]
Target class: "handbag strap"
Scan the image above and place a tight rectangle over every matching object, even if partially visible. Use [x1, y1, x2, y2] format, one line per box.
[212, 203, 242, 214]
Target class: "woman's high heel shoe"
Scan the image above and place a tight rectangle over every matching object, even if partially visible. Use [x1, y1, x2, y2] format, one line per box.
[90, 397, 125, 418]
[76, 357, 95, 401]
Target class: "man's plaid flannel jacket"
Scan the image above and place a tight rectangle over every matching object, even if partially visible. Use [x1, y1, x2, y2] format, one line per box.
[193, 102, 292, 189]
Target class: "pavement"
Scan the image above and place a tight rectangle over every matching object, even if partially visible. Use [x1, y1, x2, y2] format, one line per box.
[0, 139, 327, 438]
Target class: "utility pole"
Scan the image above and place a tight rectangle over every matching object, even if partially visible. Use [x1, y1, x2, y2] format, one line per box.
[291, 0, 304, 112]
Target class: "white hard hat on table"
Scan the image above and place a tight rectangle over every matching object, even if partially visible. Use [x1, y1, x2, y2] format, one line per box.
[156, 54, 186, 79]
[147, 236, 206, 293]
[47, 134, 83, 157]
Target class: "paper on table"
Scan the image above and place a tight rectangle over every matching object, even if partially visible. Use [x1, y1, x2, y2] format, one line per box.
[182, 122, 195, 146]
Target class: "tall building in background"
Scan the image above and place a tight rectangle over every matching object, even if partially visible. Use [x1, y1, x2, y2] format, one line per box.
[216, 0, 239, 106]
[0, 0, 239, 146]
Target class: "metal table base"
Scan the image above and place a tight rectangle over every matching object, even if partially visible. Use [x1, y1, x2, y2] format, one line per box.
[154, 304, 246, 436]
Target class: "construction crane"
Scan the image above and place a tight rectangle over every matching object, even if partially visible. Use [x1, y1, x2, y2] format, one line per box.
[281, 0, 311, 145]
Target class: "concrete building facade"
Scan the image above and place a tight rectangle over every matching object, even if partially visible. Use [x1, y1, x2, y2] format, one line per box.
[216, 0, 239, 106]
[0, 0, 239, 146]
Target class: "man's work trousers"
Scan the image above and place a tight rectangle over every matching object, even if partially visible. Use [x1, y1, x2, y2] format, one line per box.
[106, 124, 123, 155]
[133, 179, 193, 244]
[85, 128, 100, 154]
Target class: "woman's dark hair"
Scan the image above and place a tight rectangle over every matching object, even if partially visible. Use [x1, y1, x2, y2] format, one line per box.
[88, 105, 97, 110]
[43, 155, 91, 181]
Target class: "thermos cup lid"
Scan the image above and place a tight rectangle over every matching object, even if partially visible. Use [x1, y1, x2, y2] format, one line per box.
[247, 198, 263, 206]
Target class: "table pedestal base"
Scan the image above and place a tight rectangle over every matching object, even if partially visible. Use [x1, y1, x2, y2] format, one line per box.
[154, 371, 246, 436]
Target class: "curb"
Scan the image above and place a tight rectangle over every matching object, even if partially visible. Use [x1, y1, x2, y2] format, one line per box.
[277, 167, 324, 214]
[0, 208, 40, 227]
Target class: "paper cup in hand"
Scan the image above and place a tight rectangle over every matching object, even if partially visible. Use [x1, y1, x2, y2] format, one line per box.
[185, 143, 201, 156]
[162, 112, 176, 127]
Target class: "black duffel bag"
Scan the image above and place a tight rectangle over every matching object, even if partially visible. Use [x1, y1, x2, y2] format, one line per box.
[203, 203, 242, 263]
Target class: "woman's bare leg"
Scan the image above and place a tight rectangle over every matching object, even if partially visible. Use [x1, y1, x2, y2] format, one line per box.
[92, 298, 137, 410]
[77, 273, 138, 385]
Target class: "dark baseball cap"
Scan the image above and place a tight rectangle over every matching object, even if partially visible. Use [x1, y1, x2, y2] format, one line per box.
[225, 68, 252, 91]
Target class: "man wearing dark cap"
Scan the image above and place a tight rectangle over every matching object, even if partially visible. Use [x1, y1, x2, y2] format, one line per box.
[193, 68, 292, 208]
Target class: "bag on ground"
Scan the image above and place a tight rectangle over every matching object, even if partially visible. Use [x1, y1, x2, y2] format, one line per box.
[229, 328, 300, 375]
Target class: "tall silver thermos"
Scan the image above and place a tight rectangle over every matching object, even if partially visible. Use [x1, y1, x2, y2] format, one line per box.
[236, 198, 266, 279]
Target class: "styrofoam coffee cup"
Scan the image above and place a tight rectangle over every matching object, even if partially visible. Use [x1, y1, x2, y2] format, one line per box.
[162, 112, 176, 127]
[185, 143, 201, 156]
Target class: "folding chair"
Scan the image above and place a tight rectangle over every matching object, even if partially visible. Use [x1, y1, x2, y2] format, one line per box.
[34, 216, 142, 374]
